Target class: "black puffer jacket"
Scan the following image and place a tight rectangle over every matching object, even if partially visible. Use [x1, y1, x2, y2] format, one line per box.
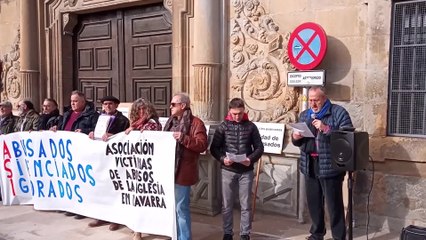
[102, 110, 130, 134]
[59, 102, 99, 134]
[210, 114, 264, 173]
[38, 109, 63, 130]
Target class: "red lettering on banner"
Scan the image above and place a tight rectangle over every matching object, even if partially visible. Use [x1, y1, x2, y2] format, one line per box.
[3, 141, 16, 196]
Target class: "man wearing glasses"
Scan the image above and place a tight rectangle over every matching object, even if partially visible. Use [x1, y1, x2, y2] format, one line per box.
[163, 93, 208, 240]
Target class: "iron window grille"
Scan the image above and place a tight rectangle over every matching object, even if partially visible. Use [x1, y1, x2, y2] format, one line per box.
[389, 0, 426, 137]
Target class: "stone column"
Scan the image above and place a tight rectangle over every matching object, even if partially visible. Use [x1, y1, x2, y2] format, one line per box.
[190, 0, 222, 216]
[192, 0, 221, 122]
[20, 0, 40, 109]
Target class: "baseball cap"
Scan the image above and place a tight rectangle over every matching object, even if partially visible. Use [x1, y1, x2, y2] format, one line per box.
[0, 101, 13, 108]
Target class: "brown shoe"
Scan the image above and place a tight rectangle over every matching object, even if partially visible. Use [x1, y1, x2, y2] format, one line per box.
[109, 223, 120, 231]
[88, 219, 107, 227]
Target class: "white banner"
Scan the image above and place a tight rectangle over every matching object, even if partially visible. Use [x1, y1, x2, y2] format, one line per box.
[0, 131, 176, 238]
[254, 122, 285, 154]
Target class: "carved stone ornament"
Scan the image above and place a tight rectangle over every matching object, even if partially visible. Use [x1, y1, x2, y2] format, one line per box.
[164, 0, 172, 13]
[64, 0, 78, 7]
[230, 0, 298, 123]
[1, 29, 21, 100]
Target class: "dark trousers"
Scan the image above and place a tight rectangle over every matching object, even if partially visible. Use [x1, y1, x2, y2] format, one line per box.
[305, 156, 346, 240]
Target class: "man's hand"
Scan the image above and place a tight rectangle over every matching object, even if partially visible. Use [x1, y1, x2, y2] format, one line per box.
[223, 157, 234, 166]
[88, 131, 95, 139]
[50, 126, 57, 132]
[172, 132, 182, 141]
[292, 131, 303, 140]
[240, 158, 251, 167]
[124, 127, 133, 135]
[102, 133, 112, 142]
[312, 119, 327, 132]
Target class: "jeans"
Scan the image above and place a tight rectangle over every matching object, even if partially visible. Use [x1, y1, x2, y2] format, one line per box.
[221, 169, 254, 236]
[175, 184, 192, 240]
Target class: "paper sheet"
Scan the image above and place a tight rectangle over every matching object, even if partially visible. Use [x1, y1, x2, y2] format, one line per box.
[288, 122, 315, 138]
[226, 152, 247, 163]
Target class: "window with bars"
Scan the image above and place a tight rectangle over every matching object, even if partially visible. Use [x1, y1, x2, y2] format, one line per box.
[389, 0, 426, 137]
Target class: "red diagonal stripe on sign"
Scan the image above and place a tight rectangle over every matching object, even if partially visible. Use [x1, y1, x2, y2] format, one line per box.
[294, 32, 319, 61]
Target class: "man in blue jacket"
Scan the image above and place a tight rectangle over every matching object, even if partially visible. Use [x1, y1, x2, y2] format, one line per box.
[292, 86, 353, 240]
[210, 98, 264, 240]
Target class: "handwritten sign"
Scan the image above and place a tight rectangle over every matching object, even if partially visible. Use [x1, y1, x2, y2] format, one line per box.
[254, 122, 285, 154]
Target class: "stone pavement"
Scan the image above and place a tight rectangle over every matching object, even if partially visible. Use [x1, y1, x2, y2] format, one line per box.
[0, 204, 399, 240]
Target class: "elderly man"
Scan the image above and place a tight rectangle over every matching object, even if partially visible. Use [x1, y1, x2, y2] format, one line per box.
[0, 101, 18, 134]
[58, 90, 99, 134]
[163, 93, 208, 240]
[57, 90, 98, 219]
[14, 99, 40, 132]
[38, 98, 63, 130]
[292, 86, 353, 240]
[87, 95, 129, 231]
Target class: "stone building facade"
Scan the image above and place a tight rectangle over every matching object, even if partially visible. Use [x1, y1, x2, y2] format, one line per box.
[1, 0, 426, 231]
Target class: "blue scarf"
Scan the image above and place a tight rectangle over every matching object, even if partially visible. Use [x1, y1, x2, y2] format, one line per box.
[306, 99, 331, 120]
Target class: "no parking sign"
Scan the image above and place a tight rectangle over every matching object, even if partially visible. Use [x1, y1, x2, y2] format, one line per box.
[287, 22, 327, 70]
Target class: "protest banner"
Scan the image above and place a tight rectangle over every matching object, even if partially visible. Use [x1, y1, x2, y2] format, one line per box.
[0, 131, 176, 238]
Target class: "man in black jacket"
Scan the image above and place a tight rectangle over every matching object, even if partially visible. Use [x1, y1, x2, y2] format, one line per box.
[56, 90, 98, 219]
[87, 95, 129, 230]
[38, 98, 63, 130]
[210, 98, 264, 240]
[58, 90, 99, 134]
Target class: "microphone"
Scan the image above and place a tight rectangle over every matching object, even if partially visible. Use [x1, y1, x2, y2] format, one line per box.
[311, 113, 317, 119]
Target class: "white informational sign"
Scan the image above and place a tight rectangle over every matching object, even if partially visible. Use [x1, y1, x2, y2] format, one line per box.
[253, 122, 285, 154]
[0, 131, 177, 239]
[287, 70, 325, 87]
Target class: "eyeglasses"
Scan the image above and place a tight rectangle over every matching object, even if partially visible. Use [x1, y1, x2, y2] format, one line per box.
[170, 102, 182, 107]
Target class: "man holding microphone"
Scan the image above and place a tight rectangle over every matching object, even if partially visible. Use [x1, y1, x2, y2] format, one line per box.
[292, 86, 353, 240]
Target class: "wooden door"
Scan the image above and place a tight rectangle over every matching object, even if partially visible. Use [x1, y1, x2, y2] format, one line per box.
[74, 4, 172, 116]
[74, 11, 122, 111]
[124, 6, 172, 117]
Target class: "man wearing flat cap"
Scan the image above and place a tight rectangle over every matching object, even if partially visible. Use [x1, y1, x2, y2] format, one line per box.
[87, 95, 129, 230]
[0, 101, 18, 134]
[88, 95, 129, 140]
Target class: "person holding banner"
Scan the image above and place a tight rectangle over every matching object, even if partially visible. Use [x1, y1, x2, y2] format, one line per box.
[210, 97, 264, 240]
[291, 86, 352, 240]
[56, 90, 99, 134]
[14, 99, 40, 132]
[87, 95, 129, 231]
[38, 98, 63, 130]
[163, 93, 208, 240]
[0, 100, 18, 134]
[54, 90, 98, 219]
[123, 98, 162, 240]
[125, 98, 162, 133]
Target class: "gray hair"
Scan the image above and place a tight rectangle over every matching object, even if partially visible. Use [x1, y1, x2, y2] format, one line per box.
[308, 86, 326, 96]
[174, 93, 191, 105]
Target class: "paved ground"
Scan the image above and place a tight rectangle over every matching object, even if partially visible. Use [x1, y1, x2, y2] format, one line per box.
[0, 203, 400, 240]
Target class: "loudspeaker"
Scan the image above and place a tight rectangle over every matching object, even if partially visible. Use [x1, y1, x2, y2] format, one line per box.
[330, 130, 369, 171]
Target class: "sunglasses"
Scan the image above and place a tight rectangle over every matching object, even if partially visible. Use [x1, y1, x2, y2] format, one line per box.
[170, 102, 183, 107]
